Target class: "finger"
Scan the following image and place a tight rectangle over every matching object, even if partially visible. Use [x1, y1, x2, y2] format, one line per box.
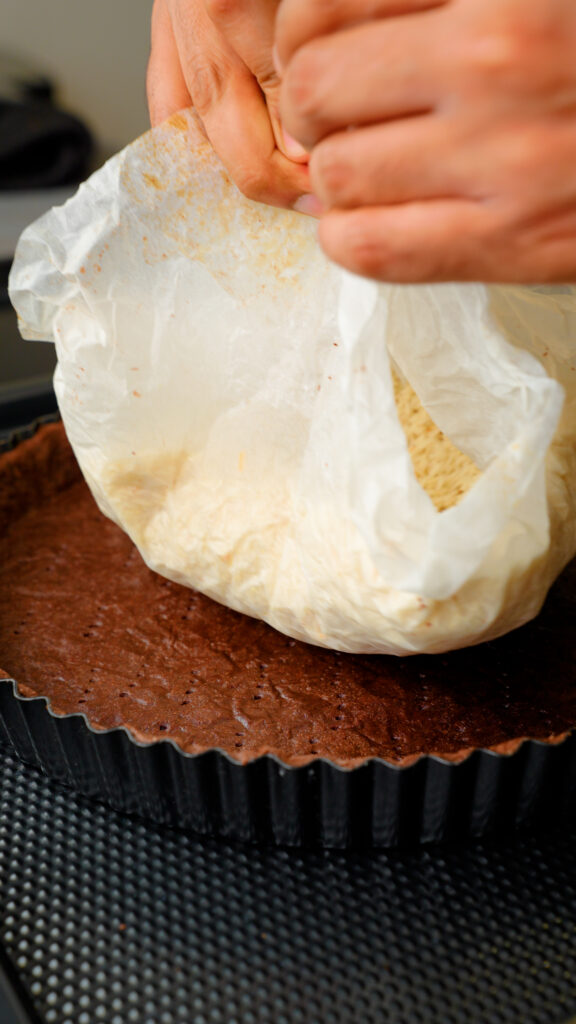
[310, 117, 467, 209]
[204, 0, 308, 161]
[199, 68, 311, 205]
[320, 199, 576, 283]
[169, 1, 310, 206]
[519, 205, 576, 283]
[275, 0, 448, 72]
[280, 16, 444, 149]
[317, 200, 493, 282]
[147, 0, 192, 127]
[313, 107, 576, 213]
[205, 0, 278, 85]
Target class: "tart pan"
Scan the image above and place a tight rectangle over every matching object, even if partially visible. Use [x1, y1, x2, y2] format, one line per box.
[1, 418, 576, 849]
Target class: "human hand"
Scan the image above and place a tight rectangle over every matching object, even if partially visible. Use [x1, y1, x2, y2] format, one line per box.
[276, 0, 576, 283]
[147, 0, 312, 208]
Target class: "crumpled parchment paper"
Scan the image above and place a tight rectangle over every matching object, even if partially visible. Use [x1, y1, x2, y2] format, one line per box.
[9, 110, 576, 654]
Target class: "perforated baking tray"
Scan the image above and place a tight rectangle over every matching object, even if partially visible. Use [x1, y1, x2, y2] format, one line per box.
[1, 742, 576, 1024]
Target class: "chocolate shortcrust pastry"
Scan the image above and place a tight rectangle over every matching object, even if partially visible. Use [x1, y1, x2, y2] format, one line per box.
[1, 422, 575, 768]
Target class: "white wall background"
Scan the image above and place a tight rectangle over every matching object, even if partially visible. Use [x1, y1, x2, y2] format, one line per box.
[3, 0, 154, 152]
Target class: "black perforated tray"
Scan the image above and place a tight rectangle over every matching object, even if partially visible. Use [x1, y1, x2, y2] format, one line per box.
[1, 743, 576, 1024]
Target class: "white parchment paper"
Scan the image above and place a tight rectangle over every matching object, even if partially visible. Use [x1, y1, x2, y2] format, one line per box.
[9, 110, 576, 653]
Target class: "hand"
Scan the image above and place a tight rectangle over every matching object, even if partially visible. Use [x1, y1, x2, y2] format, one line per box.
[276, 0, 576, 283]
[147, 0, 312, 208]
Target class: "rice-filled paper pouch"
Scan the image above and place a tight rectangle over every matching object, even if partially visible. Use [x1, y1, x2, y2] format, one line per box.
[9, 110, 576, 654]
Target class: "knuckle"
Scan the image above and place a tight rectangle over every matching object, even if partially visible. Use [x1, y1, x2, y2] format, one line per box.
[324, 215, 390, 278]
[283, 44, 329, 129]
[204, 0, 243, 25]
[468, 14, 567, 94]
[256, 66, 280, 94]
[496, 123, 572, 196]
[234, 164, 270, 202]
[276, 0, 332, 59]
[188, 60, 226, 116]
[310, 141, 351, 205]
[321, 210, 456, 283]
[472, 29, 529, 76]
[506, 130, 549, 179]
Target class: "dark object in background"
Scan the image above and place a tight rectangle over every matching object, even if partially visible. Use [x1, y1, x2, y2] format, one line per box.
[0, 99, 93, 191]
[0, 52, 91, 423]
[0, 50, 55, 104]
[0, 51, 94, 191]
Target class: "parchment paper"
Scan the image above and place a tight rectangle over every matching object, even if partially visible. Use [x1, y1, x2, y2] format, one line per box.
[9, 110, 576, 653]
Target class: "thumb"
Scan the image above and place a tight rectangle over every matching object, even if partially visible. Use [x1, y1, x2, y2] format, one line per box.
[263, 79, 309, 162]
[204, 0, 308, 161]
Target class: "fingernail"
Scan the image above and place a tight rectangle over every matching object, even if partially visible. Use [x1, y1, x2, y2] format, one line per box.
[294, 193, 325, 218]
[282, 128, 309, 161]
[272, 44, 284, 76]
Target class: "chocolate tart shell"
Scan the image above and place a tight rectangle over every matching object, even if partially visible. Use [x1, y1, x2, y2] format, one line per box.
[1, 417, 576, 849]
